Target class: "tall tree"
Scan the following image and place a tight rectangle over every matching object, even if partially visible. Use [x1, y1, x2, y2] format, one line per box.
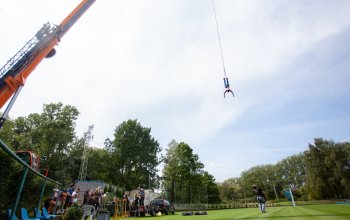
[275, 153, 306, 199]
[106, 119, 161, 190]
[86, 147, 111, 181]
[202, 171, 221, 203]
[162, 140, 204, 203]
[304, 138, 350, 199]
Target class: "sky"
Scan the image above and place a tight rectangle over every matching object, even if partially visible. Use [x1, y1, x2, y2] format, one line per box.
[1, 0, 350, 182]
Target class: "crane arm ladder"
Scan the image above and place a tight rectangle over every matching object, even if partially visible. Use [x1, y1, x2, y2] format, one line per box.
[0, 0, 96, 110]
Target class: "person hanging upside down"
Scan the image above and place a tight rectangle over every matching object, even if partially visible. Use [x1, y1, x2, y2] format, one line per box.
[223, 77, 234, 98]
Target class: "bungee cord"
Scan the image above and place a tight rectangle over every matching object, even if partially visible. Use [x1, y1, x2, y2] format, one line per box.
[211, 0, 234, 98]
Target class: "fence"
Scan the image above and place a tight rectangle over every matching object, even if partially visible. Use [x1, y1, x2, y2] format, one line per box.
[162, 182, 208, 204]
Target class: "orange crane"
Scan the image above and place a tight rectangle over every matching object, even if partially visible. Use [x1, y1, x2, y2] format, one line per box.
[0, 0, 96, 128]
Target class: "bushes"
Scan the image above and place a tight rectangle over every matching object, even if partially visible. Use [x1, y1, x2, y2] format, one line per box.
[63, 204, 83, 220]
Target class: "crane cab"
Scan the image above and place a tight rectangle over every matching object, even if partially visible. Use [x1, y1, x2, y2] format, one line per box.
[16, 151, 40, 170]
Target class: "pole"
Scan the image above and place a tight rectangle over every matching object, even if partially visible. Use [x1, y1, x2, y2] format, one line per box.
[273, 183, 279, 201]
[10, 167, 28, 220]
[198, 186, 200, 203]
[35, 179, 48, 217]
[190, 185, 192, 207]
[289, 188, 296, 206]
[174, 181, 176, 204]
[206, 185, 208, 207]
[0, 86, 23, 129]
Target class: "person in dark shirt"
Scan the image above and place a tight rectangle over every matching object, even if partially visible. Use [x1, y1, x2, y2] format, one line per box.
[252, 184, 266, 213]
[138, 187, 145, 207]
[65, 183, 75, 208]
[83, 189, 90, 204]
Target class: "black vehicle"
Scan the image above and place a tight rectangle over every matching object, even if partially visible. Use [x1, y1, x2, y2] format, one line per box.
[148, 199, 175, 215]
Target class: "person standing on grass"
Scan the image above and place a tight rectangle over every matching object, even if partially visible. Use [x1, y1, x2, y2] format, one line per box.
[252, 184, 266, 213]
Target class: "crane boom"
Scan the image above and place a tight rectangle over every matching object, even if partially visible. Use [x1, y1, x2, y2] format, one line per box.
[0, 0, 96, 110]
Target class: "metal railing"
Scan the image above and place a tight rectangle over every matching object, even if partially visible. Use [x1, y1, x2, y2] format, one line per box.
[0, 139, 62, 220]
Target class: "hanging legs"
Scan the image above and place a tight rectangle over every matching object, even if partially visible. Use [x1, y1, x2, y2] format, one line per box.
[223, 77, 234, 98]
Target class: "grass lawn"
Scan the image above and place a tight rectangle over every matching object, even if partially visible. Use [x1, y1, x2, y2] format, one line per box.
[110, 204, 350, 220]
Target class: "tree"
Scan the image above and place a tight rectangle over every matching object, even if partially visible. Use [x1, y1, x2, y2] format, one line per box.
[105, 119, 161, 190]
[202, 171, 221, 203]
[0, 102, 79, 181]
[0, 148, 18, 212]
[86, 147, 111, 181]
[218, 177, 244, 202]
[162, 140, 204, 203]
[304, 138, 350, 199]
[275, 153, 306, 199]
[239, 164, 278, 201]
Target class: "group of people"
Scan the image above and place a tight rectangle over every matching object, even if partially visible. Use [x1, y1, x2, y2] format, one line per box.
[133, 186, 145, 208]
[58, 183, 80, 209]
[83, 186, 104, 208]
[110, 186, 145, 216]
[45, 183, 266, 215]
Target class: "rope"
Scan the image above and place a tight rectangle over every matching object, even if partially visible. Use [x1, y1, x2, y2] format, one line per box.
[211, 0, 227, 77]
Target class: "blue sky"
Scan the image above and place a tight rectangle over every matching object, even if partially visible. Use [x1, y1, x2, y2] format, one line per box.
[1, 0, 350, 182]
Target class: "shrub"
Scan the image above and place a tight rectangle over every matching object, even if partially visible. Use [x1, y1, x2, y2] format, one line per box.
[64, 204, 83, 220]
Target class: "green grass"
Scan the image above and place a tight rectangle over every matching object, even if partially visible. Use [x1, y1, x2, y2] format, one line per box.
[112, 204, 350, 220]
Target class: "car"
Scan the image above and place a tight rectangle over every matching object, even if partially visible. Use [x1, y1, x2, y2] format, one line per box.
[148, 199, 175, 215]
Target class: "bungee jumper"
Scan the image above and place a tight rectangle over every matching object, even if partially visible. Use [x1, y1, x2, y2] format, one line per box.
[223, 76, 234, 98]
[212, 0, 235, 98]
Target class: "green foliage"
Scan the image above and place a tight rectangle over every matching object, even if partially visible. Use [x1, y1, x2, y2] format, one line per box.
[239, 164, 278, 201]
[0, 149, 18, 211]
[202, 171, 221, 203]
[218, 138, 350, 202]
[2, 100, 349, 206]
[304, 138, 350, 199]
[106, 119, 162, 190]
[162, 140, 220, 203]
[0, 102, 77, 210]
[218, 177, 244, 202]
[1, 102, 79, 182]
[163, 140, 204, 181]
[275, 153, 306, 198]
[86, 147, 111, 181]
[63, 204, 83, 220]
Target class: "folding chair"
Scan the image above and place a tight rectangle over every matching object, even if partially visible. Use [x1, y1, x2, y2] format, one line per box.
[20, 208, 40, 220]
[34, 208, 50, 220]
[42, 207, 57, 219]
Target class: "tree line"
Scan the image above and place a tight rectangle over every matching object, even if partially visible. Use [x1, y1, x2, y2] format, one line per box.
[0, 102, 220, 212]
[218, 138, 350, 202]
[1, 102, 349, 213]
